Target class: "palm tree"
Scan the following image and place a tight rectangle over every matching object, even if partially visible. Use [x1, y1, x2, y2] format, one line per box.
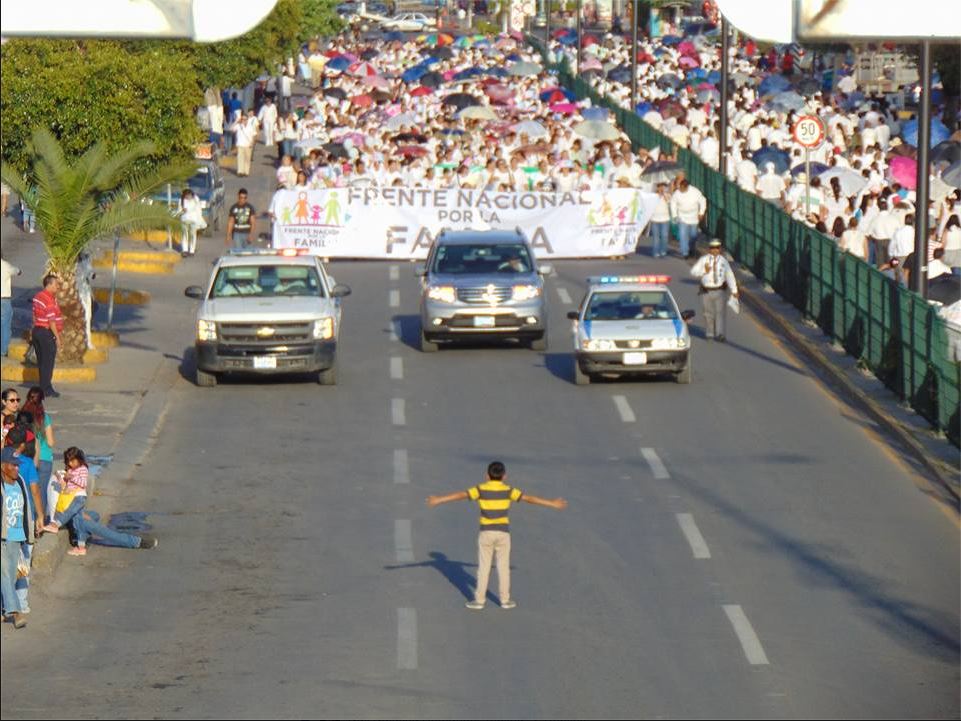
[1, 129, 194, 363]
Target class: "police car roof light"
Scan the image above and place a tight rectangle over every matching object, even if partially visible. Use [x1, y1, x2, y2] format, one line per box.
[590, 275, 672, 285]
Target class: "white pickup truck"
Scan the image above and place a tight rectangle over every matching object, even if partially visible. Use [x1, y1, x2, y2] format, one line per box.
[184, 250, 351, 387]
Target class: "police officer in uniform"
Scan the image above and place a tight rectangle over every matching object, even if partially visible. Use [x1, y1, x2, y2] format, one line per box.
[690, 239, 738, 342]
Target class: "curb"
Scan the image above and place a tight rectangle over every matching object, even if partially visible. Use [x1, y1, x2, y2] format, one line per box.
[20, 330, 120, 348]
[6, 341, 109, 365]
[92, 260, 176, 275]
[128, 230, 173, 243]
[0, 362, 97, 383]
[92, 287, 151, 305]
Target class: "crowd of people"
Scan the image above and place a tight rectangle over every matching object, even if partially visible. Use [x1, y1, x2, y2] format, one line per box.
[1, 386, 157, 629]
[545, 26, 960, 281]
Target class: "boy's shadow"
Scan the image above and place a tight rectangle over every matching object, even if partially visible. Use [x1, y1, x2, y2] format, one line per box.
[385, 551, 514, 605]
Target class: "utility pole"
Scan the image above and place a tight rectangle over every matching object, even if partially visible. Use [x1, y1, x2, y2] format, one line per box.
[912, 39, 931, 298]
[575, 0, 581, 74]
[630, 0, 638, 110]
[719, 15, 730, 176]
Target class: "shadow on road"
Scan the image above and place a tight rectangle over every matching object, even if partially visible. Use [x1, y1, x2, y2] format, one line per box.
[385, 551, 512, 604]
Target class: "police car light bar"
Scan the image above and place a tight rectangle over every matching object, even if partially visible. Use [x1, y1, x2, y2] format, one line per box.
[590, 275, 672, 284]
[227, 248, 310, 257]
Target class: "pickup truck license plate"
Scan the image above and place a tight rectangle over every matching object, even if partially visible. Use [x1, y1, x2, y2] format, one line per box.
[473, 316, 496, 327]
[623, 352, 647, 365]
[253, 356, 277, 369]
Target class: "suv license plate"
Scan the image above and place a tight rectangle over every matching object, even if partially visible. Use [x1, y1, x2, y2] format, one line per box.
[473, 316, 496, 328]
[623, 352, 647, 365]
[253, 356, 277, 369]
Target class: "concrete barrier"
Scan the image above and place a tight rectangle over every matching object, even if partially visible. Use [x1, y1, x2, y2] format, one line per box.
[92, 287, 151, 305]
[0, 362, 97, 383]
[6, 340, 108, 365]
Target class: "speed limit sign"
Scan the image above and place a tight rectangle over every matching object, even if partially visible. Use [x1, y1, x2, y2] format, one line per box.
[792, 115, 825, 148]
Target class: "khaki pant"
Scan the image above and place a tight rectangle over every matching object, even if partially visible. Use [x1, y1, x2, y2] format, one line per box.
[236, 145, 253, 176]
[475, 530, 511, 604]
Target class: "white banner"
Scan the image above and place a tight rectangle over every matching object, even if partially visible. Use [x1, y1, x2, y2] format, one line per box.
[270, 187, 660, 259]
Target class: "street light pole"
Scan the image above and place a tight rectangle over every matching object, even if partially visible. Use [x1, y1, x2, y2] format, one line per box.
[719, 15, 730, 176]
[913, 39, 931, 298]
[575, 0, 581, 74]
[630, 0, 638, 111]
[545, 0, 551, 49]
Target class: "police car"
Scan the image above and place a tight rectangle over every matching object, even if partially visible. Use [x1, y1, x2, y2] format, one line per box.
[567, 276, 695, 385]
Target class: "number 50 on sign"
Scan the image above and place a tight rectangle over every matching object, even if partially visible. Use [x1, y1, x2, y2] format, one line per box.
[792, 115, 825, 148]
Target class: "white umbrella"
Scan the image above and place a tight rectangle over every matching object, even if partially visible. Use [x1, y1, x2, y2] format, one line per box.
[385, 112, 419, 131]
[573, 120, 620, 141]
[458, 105, 498, 121]
[508, 61, 542, 77]
[512, 120, 549, 138]
[818, 167, 868, 197]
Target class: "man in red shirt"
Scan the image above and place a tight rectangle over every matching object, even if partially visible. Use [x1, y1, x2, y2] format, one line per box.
[31, 274, 63, 398]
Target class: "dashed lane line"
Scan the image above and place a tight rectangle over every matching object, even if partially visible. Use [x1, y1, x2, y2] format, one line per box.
[723, 604, 770, 666]
[393, 449, 410, 484]
[556, 286, 573, 305]
[389, 264, 400, 281]
[675, 513, 711, 559]
[391, 398, 406, 426]
[389, 289, 400, 308]
[390, 356, 404, 380]
[641, 447, 670, 479]
[395, 519, 414, 563]
[612, 395, 636, 423]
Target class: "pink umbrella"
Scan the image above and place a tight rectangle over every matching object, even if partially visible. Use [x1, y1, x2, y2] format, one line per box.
[696, 82, 716, 91]
[348, 61, 379, 77]
[581, 57, 603, 71]
[362, 75, 390, 90]
[679, 55, 700, 69]
[484, 84, 514, 102]
[550, 102, 578, 115]
[889, 156, 918, 189]
[678, 40, 697, 56]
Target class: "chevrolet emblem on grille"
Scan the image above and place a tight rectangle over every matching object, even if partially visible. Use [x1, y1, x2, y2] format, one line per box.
[256, 327, 276, 338]
[480, 284, 499, 306]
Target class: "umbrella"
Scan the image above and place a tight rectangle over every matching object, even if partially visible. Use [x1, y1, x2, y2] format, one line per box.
[385, 112, 419, 131]
[326, 57, 350, 72]
[678, 55, 700, 69]
[678, 40, 697, 56]
[396, 145, 429, 158]
[794, 77, 821, 97]
[581, 107, 610, 121]
[902, 117, 951, 148]
[294, 138, 325, 152]
[539, 87, 574, 102]
[557, 33, 578, 46]
[581, 67, 604, 77]
[581, 57, 603, 71]
[640, 161, 682, 185]
[384, 30, 405, 42]
[459, 105, 498, 120]
[927, 275, 960, 306]
[582, 34, 599, 47]
[759, 74, 791, 96]
[419, 71, 444, 88]
[484, 66, 509, 78]
[888, 156, 918, 189]
[360, 48, 379, 61]
[512, 120, 549, 138]
[752, 147, 790, 174]
[730, 72, 752, 88]
[931, 141, 961, 167]
[443, 92, 480, 110]
[931, 175, 956, 203]
[323, 86, 347, 100]
[940, 161, 961, 188]
[392, 132, 428, 144]
[350, 94, 373, 108]
[454, 67, 483, 81]
[348, 61, 379, 77]
[766, 91, 806, 112]
[420, 33, 454, 47]
[322, 142, 349, 159]
[410, 85, 433, 97]
[818, 167, 868, 197]
[362, 75, 390, 90]
[573, 120, 620, 141]
[889, 143, 918, 158]
[687, 67, 708, 81]
[657, 98, 686, 120]
[707, 70, 722, 85]
[661, 35, 682, 46]
[607, 67, 632, 84]
[635, 101, 653, 116]
[401, 66, 427, 84]
[484, 83, 514, 101]
[791, 162, 829, 177]
[696, 88, 720, 104]
[430, 46, 454, 60]
[454, 36, 474, 48]
[508, 61, 542, 77]
[370, 89, 392, 104]
[552, 28, 573, 39]
[657, 73, 681, 89]
[511, 143, 551, 156]
[550, 102, 578, 115]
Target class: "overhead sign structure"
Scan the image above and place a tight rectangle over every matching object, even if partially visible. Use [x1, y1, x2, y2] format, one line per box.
[796, 0, 960, 39]
[0, 0, 278, 42]
[792, 115, 825, 148]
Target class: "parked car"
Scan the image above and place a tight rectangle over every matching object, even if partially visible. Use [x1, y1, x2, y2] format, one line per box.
[380, 12, 436, 30]
[146, 159, 225, 237]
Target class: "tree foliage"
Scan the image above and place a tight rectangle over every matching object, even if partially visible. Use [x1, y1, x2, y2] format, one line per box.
[1, 39, 203, 174]
[301, 0, 345, 42]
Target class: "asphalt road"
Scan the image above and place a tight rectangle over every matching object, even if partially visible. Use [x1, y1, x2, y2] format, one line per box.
[1, 234, 958, 718]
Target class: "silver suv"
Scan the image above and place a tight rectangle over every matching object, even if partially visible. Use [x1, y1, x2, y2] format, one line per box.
[416, 230, 552, 352]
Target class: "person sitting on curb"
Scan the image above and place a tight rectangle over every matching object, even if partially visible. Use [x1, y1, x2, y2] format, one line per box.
[42, 446, 90, 556]
[1, 446, 35, 629]
[74, 509, 157, 551]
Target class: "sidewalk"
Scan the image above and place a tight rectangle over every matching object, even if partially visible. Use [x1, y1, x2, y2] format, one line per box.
[0, 136, 284, 584]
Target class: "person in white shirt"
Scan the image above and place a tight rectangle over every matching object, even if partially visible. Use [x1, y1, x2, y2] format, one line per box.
[670, 179, 707, 258]
[840, 217, 868, 259]
[756, 162, 786, 205]
[867, 198, 901, 265]
[178, 189, 206, 257]
[888, 214, 916, 266]
[690, 239, 739, 341]
[233, 112, 257, 177]
[648, 183, 672, 257]
[734, 151, 758, 193]
[257, 97, 278, 147]
[1, 255, 22, 357]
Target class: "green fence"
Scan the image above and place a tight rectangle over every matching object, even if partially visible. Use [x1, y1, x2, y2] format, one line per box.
[531, 39, 960, 446]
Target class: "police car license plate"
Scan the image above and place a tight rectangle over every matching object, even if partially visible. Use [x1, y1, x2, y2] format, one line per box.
[253, 356, 277, 369]
[623, 352, 647, 365]
[473, 316, 496, 327]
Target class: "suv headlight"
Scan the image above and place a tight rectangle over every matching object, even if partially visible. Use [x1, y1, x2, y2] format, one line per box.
[197, 319, 217, 342]
[427, 285, 457, 303]
[582, 338, 616, 351]
[512, 284, 541, 301]
[313, 317, 334, 340]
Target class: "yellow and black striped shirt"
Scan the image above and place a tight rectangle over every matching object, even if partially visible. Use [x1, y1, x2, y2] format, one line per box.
[467, 480, 523, 532]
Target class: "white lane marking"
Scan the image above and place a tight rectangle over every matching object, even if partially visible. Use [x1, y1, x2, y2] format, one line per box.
[389, 264, 400, 281]
[393, 449, 410, 484]
[675, 513, 711, 559]
[397, 608, 418, 670]
[389, 289, 400, 308]
[391, 398, 406, 426]
[390, 319, 402, 342]
[390, 356, 404, 380]
[612, 395, 636, 423]
[395, 519, 414, 563]
[556, 286, 573, 305]
[723, 605, 770, 666]
[640, 447, 670, 479]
